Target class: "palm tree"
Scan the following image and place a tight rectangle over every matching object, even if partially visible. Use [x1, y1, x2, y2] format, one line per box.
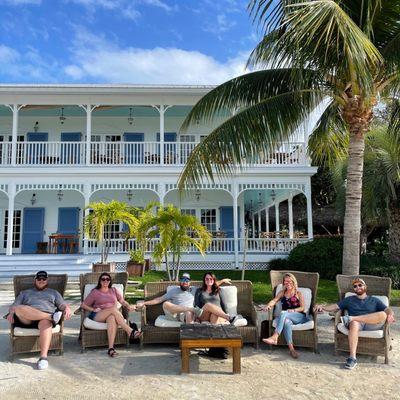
[84, 200, 139, 264]
[137, 204, 212, 281]
[178, 1, 400, 274]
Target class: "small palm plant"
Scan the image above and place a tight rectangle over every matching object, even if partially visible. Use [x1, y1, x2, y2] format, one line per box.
[84, 200, 139, 264]
[137, 204, 212, 281]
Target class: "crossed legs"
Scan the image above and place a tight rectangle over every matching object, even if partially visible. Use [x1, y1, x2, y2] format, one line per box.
[163, 301, 196, 323]
[94, 308, 133, 349]
[14, 305, 54, 358]
[200, 303, 230, 324]
[347, 312, 387, 359]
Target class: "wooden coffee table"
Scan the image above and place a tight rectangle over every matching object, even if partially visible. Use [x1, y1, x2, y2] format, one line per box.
[180, 324, 242, 374]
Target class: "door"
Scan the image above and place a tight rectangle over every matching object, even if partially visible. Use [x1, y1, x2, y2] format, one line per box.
[157, 132, 176, 164]
[57, 207, 80, 253]
[21, 208, 45, 254]
[219, 206, 240, 250]
[124, 132, 144, 164]
[27, 132, 48, 164]
[61, 132, 81, 164]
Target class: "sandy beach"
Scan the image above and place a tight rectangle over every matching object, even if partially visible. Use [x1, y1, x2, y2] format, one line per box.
[0, 293, 399, 400]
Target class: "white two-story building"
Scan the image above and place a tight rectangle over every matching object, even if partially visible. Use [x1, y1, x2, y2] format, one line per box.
[0, 84, 317, 276]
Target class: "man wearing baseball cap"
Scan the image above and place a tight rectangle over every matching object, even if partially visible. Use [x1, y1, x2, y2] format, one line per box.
[6, 271, 71, 370]
[136, 272, 202, 323]
[314, 277, 395, 369]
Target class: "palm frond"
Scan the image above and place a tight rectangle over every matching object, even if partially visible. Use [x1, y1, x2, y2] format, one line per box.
[179, 89, 325, 188]
[180, 68, 324, 130]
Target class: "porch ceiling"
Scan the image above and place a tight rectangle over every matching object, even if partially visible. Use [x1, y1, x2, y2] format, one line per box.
[243, 189, 303, 213]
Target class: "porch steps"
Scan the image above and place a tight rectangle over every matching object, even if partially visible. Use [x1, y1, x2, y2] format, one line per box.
[0, 255, 92, 282]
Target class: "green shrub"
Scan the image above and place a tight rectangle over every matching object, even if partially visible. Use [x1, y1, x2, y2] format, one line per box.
[268, 237, 400, 288]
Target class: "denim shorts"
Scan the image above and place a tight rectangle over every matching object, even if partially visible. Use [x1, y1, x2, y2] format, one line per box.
[88, 311, 97, 320]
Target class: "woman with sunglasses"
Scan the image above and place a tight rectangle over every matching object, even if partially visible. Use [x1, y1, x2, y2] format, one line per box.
[262, 273, 308, 359]
[81, 272, 141, 357]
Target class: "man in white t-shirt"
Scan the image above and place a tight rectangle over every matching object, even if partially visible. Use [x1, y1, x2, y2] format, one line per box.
[137, 273, 200, 323]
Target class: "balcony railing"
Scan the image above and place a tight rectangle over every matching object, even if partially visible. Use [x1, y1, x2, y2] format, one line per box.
[0, 141, 307, 167]
[85, 237, 307, 254]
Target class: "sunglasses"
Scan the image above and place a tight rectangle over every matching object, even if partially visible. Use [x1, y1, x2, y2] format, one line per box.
[180, 278, 190, 282]
[101, 277, 111, 282]
[353, 283, 364, 288]
[36, 278, 47, 282]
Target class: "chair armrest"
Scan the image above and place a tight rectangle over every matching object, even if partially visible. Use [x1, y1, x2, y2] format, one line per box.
[251, 304, 258, 325]
[334, 310, 342, 327]
[140, 306, 147, 326]
[73, 307, 82, 316]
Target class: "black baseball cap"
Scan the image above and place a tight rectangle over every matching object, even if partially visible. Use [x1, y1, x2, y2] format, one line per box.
[35, 271, 48, 280]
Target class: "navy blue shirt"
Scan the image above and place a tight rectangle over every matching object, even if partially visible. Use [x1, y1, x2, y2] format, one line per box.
[337, 295, 387, 316]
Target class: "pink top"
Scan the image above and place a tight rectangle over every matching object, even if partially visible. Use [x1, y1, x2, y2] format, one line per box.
[83, 287, 123, 310]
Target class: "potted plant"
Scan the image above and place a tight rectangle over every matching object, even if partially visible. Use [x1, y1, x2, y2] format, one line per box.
[126, 249, 145, 277]
[84, 200, 139, 272]
[137, 204, 212, 281]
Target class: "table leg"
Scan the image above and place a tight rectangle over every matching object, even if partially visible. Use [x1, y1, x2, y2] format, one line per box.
[181, 346, 190, 373]
[232, 347, 241, 374]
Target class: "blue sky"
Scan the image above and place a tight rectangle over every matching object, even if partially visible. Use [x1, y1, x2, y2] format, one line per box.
[0, 0, 261, 84]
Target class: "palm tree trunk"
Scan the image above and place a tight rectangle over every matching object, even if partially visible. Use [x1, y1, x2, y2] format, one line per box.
[341, 96, 374, 275]
[388, 200, 400, 263]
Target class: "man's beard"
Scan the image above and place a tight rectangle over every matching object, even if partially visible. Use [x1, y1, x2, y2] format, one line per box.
[35, 283, 48, 291]
[180, 285, 189, 292]
[356, 287, 367, 296]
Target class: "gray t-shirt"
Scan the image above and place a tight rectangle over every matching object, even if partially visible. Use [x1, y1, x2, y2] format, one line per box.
[13, 288, 66, 314]
[160, 286, 198, 308]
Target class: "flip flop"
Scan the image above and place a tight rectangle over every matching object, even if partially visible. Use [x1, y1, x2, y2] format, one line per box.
[107, 348, 118, 357]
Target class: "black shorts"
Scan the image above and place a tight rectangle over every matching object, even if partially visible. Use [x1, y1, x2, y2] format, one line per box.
[13, 314, 39, 329]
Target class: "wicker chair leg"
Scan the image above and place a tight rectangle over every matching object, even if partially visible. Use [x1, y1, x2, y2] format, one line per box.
[58, 350, 64, 356]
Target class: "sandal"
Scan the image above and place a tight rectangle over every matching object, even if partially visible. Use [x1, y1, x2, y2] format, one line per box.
[129, 322, 142, 342]
[289, 349, 299, 359]
[107, 348, 118, 357]
[262, 337, 278, 345]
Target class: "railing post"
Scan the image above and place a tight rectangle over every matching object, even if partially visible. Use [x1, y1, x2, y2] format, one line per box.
[6, 183, 16, 255]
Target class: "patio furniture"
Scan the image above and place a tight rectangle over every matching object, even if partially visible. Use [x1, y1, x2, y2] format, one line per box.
[268, 270, 319, 352]
[9, 274, 67, 360]
[48, 234, 79, 254]
[335, 274, 392, 364]
[180, 324, 242, 374]
[140, 280, 258, 348]
[78, 272, 129, 351]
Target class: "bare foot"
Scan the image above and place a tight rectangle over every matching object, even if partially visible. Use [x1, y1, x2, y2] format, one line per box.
[262, 336, 278, 345]
[289, 349, 299, 359]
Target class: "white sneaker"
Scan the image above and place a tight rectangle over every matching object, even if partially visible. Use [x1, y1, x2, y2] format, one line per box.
[37, 358, 48, 370]
[52, 311, 62, 325]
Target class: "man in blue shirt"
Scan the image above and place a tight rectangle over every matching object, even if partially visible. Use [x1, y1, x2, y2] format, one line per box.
[314, 277, 395, 370]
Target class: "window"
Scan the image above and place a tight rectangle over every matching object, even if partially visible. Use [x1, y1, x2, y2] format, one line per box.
[91, 135, 101, 142]
[201, 209, 217, 233]
[181, 208, 196, 216]
[180, 135, 196, 142]
[3, 210, 22, 249]
[105, 135, 121, 142]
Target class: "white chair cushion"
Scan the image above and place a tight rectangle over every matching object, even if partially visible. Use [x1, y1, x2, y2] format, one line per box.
[219, 286, 238, 316]
[344, 292, 389, 307]
[232, 316, 248, 327]
[273, 284, 312, 318]
[83, 284, 124, 308]
[83, 316, 128, 330]
[337, 323, 384, 339]
[14, 324, 61, 337]
[272, 318, 314, 331]
[154, 315, 182, 328]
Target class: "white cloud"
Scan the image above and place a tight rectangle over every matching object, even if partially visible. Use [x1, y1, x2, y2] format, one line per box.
[64, 28, 250, 84]
[0, 44, 19, 63]
[0, 0, 41, 4]
[141, 0, 177, 13]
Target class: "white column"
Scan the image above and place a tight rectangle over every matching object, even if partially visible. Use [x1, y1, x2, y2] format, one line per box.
[80, 105, 98, 166]
[258, 211, 261, 237]
[153, 105, 171, 166]
[266, 207, 270, 232]
[83, 183, 91, 254]
[6, 183, 16, 255]
[6, 104, 23, 166]
[288, 194, 294, 239]
[158, 182, 166, 206]
[252, 214, 255, 238]
[275, 202, 280, 233]
[305, 183, 313, 239]
[232, 183, 239, 269]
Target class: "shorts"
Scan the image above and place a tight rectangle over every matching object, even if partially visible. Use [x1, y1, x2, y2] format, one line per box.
[357, 322, 384, 331]
[88, 311, 97, 320]
[162, 303, 186, 323]
[13, 314, 39, 329]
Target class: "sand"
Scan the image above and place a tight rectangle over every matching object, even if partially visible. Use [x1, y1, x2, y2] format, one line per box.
[0, 292, 399, 400]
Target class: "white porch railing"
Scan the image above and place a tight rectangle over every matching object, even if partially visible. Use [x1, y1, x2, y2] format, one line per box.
[85, 237, 306, 254]
[16, 142, 85, 165]
[1, 141, 307, 167]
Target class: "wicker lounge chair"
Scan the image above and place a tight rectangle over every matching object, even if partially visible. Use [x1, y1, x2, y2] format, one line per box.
[268, 270, 319, 352]
[335, 274, 392, 364]
[9, 274, 68, 360]
[140, 280, 259, 348]
[79, 272, 130, 351]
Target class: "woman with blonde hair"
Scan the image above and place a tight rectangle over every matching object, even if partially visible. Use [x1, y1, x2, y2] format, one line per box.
[262, 273, 309, 358]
